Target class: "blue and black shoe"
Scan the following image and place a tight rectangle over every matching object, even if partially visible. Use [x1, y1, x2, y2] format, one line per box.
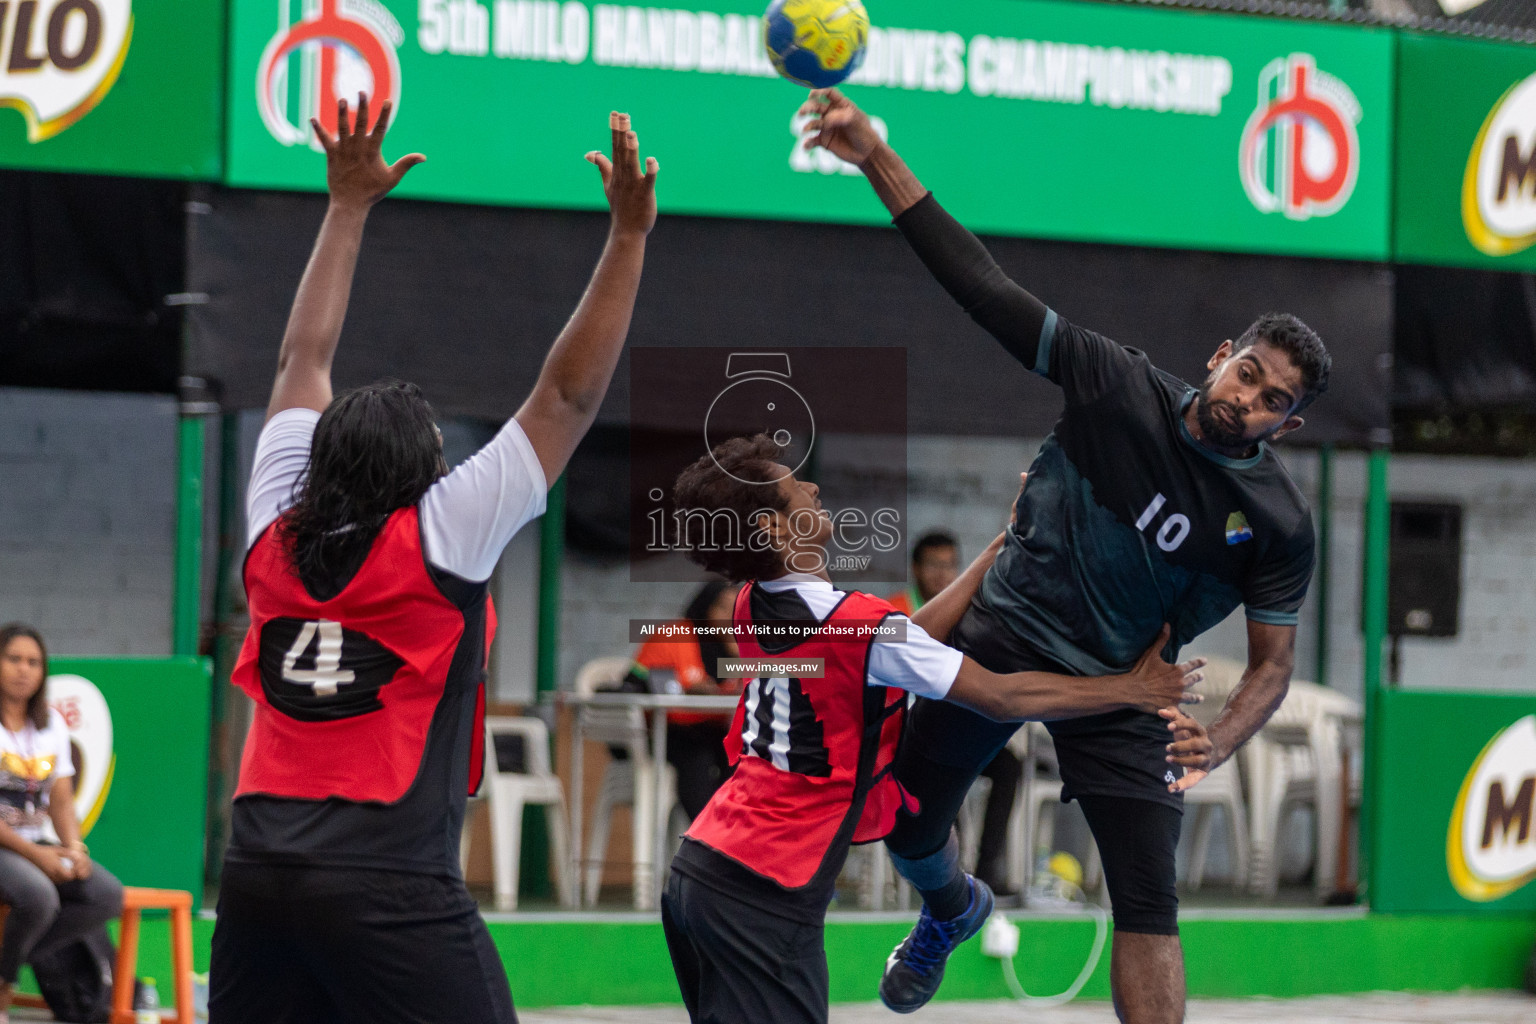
[878, 875, 995, 1013]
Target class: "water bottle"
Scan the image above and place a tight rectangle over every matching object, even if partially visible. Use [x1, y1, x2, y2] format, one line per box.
[135, 976, 160, 1024]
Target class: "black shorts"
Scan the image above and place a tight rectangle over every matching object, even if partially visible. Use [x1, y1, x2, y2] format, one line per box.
[209, 862, 517, 1024]
[1077, 794, 1182, 935]
[661, 869, 829, 1024]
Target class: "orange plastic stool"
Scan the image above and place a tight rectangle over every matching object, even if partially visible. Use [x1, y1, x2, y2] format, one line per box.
[111, 887, 194, 1024]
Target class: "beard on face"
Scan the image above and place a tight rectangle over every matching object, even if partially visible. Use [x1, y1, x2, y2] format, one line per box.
[1195, 381, 1251, 448]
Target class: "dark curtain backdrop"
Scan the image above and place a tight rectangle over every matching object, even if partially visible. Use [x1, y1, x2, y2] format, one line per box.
[186, 187, 1393, 446]
[0, 170, 184, 393]
[1395, 263, 1536, 412]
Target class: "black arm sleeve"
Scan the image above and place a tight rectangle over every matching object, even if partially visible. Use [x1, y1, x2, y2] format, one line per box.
[893, 193, 1051, 370]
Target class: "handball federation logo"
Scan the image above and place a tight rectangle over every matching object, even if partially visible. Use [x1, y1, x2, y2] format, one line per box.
[257, 0, 403, 151]
[0, 0, 133, 142]
[1239, 54, 1360, 222]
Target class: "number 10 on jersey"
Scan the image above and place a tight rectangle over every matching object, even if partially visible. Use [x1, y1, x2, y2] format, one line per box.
[1135, 493, 1190, 553]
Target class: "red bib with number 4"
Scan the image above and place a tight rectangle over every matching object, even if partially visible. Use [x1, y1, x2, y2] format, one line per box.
[233, 507, 492, 804]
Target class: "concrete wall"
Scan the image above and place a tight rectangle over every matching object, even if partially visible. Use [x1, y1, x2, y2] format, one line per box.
[0, 388, 180, 655]
[2, 386, 1531, 702]
[555, 438, 1534, 704]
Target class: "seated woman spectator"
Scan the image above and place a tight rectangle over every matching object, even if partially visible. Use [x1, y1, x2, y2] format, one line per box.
[630, 582, 744, 820]
[0, 624, 123, 1024]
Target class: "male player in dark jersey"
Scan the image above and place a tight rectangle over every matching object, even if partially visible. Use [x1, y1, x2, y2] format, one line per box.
[797, 89, 1329, 1024]
[209, 98, 656, 1024]
[662, 435, 1205, 1024]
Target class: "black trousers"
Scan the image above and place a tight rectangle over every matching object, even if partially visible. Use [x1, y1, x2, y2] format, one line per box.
[0, 847, 124, 983]
[210, 862, 517, 1024]
[666, 721, 734, 820]
[974, 748, 1023, 879]
[662, 870, 828, 1024]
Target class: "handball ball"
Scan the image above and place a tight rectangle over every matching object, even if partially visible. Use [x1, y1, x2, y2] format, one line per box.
[764, 0, 869, 89]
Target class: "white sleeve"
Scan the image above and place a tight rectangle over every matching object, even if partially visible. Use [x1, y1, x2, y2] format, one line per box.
[867, 614, 964, 700]
[418, 417, 548, 582]
[246, 408, 322, 549]
[46, 712, 75, 779]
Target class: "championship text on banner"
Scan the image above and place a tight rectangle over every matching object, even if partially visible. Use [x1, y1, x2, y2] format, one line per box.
[227, 0, 1393, 259]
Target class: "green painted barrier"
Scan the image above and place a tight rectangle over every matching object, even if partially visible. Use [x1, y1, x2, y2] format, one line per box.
[1373, 688, 1536, 913]
[489, 913, 1535, 1005]
[48, 657, 210, 910]
[51, 911, 1526, 1007]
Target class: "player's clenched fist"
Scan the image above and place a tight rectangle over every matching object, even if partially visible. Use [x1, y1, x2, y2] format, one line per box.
[586, 111, 659, 237]
[1159, 706, 1216, 792]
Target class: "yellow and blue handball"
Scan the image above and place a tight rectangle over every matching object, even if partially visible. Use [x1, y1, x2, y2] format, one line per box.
[764, 0, 869, 89]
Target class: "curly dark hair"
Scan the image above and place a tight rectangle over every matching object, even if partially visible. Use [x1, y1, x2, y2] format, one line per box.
[0, 623, 50, 730]
[1234, 313, 1331, 413]
[278, 380, 445, 600]
[671, 435, 790, 582]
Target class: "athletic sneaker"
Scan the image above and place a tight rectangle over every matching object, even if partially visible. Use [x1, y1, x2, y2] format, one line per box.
[878, 875, 995, 1013]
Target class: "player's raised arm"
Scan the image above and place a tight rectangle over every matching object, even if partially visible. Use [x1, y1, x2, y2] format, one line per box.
[266, 94, 425, 423]
[515, 112, 658, 485]
[799, 89, 1054, 373]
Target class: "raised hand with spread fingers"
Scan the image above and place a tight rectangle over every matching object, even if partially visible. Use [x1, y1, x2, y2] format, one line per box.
[267, 92, 426, 422]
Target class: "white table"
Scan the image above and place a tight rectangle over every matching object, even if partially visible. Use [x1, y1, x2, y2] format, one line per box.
[550, 691, 739, 910]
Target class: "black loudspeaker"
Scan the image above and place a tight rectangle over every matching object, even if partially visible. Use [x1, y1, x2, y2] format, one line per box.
[1387, 501, 1462, 638]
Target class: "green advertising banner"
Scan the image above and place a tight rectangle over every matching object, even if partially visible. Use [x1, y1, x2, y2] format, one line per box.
[227, 0, 1393, 259]
[48, 658, 210, 908]
[1395, 33, 1536, 272]
[1372, 689, 1536, 914]
[0, 0, 224, 179]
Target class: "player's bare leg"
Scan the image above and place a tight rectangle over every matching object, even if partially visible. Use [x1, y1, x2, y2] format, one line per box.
[1110, 931, 1185, 1024]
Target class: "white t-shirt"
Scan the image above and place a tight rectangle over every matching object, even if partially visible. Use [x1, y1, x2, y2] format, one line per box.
[0, 710, 76, 842]
[755, 576, 963, 700]
[246, 408, 548, 582]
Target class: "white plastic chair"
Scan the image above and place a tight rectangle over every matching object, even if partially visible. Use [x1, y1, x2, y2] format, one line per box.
[1181, 657, 1251, 890]
[1011, 724, 1102, 894]
[573, 657, 678, 908]
[1183, 759, 1250, 890]
[1245, 681, 1362, 898]
[459, 715, 573, 911]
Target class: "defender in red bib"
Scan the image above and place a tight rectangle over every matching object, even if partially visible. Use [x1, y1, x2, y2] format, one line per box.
[209, 100, 659, 1024]
[662, 435, 1207, 1024]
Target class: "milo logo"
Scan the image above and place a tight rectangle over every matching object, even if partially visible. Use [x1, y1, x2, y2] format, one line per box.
[0, 0, 132, 140]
